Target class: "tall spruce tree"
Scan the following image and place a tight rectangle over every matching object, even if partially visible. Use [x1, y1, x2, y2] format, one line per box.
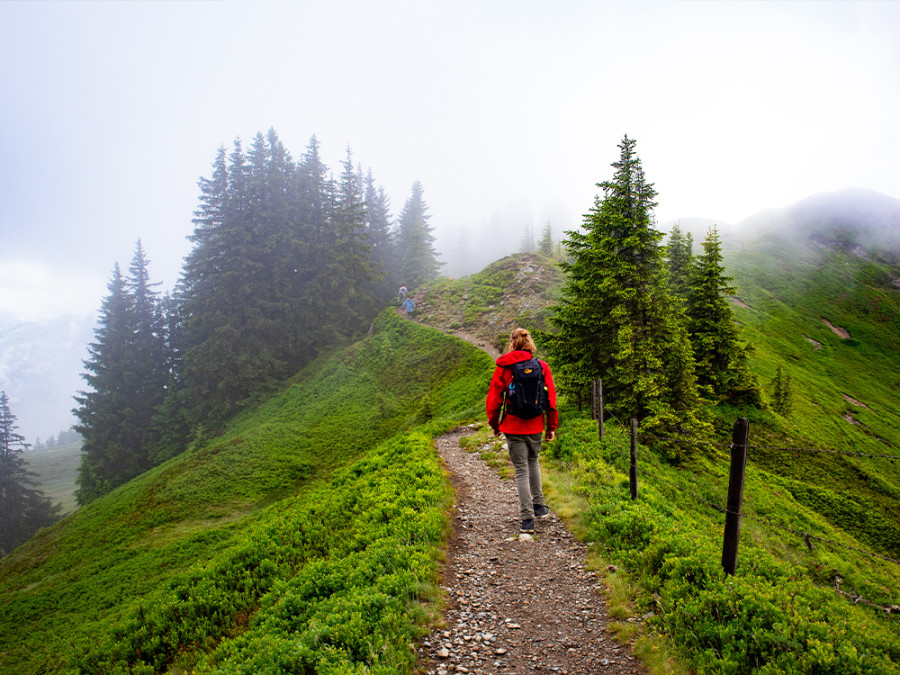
[538, 222, 554, 257]
[74, 244, 170, 504]
[686, 228, 762, 405]
[546, 135, 705, 433]
[0, 392, 60, 556]
[394, 180, 440, 288]
[666, 224, 695, 301]
[364, 168, 394, 297]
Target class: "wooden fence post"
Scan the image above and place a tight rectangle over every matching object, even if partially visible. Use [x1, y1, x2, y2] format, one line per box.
[598, 379, 604, 440]
[630, 418, 638, 500]
[721, 417, 750, 575]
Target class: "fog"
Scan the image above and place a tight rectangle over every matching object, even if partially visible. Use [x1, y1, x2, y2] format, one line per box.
[2, 0, 900, 439]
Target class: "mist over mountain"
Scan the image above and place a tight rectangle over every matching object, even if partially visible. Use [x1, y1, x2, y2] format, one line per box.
[0, 313, 95, 442]
[736, 188, 900, 260]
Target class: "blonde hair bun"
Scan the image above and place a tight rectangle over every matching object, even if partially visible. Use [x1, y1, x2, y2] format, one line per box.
[508, 328, 536, 354]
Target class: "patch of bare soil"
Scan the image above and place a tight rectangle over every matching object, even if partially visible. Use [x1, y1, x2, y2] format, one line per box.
[821, 318, 851, 339]
[729, 296, 751, 309]
[842, 394, 873, 410]
[802, 334, 823, 351]
[418, 427, 646, 675]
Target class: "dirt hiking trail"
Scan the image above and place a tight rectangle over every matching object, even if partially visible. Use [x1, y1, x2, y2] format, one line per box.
[418, 427, 646, 675]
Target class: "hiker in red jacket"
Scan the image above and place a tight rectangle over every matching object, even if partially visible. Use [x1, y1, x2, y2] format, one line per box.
[486, 328, 558, 534]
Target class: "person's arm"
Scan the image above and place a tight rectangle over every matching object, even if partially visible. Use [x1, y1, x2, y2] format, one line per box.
[543, 361, 559, 439]
[486, 367, 506, 436]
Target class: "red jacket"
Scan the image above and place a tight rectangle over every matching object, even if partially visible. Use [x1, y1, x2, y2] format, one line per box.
[486, 350, 558, 435]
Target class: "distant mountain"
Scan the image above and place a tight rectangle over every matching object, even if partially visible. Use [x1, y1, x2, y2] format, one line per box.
[736, 188, 900, 262]
[0, 314, 95, 442]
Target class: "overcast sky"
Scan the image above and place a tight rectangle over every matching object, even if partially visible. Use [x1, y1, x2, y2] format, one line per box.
[2, 0, 900, 323]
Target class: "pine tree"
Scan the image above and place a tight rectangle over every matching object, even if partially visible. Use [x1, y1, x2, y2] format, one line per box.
[546, 135, 704, 432]
[666, 224, 695, 301]
[364, 168, 394, 297]
[177, 131, 384, 434]
[538, 222, 554, 257]
[686, 228, 762, 405]
[771, 365, 793, 416]
[74, 244, 170, 504]
[74, 264, 131, 503]
[394, 181, 440, 288]
[520, 223, 536, 253]
[0, 392, 60, 556]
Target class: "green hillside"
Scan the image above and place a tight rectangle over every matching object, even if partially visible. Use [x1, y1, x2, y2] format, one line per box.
[3, 218, 900, 673]
[419, 241, 900, 671]
[0, 311, 492, 674]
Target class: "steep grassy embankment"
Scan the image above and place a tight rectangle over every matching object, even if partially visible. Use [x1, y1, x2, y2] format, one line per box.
[724, 235, 900, 561]
[0, 310, 492, 674]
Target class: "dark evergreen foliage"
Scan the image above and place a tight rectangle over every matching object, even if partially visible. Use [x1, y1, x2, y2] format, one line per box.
[364, 168, 394, 298]
[546, 135, 706, 436]
[72, 128, 422, 487]
[666, 223, 695, 301]
[538, 222, 554, 257]
[686, 228, 763, 405]
[175, 130, 386, 434]
[74, 243, 170, 504]
[394, 180, 440, 289]
[0, 391, 60, 556]
[771, 364, 793, 416]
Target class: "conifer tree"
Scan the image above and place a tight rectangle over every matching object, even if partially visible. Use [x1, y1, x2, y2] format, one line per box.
[546, 135, 704, 432]
[177, 131, 384, 434]
[538, 222, 554, 257]
[771, 365, 793, 416]
[520, 224, 536, 253]
[394, 181, 440, 288]
[0, 392, 60, 556]
[74, 244, 170, 504]
[330, 147, 378, 333]
[686, 228, 762, 405]
[364, 168, 394, 297]
[666, 224, 695, 301]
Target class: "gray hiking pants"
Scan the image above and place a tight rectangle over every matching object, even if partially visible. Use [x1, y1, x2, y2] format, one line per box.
[506, 432, 546, 520]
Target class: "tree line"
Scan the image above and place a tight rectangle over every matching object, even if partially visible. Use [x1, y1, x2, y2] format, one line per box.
[0, 391, 60, 556]
[545, 135, 763, 454]
[74, 129, 440, 504]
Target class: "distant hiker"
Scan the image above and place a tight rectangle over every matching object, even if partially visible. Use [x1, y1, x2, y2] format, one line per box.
[398, 285, 408, 305]
[403, 296, 415, 317]
[486, 328, 558, 534]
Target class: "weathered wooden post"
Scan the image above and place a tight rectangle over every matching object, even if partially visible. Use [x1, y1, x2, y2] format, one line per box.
[598, 379, 604, 440]
[721, 417, 750, 575]
[630, 418, 638, 500]
[590, 380, 598, 420]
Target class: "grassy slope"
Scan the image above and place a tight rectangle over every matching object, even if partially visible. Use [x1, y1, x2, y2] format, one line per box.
[724, 235, 900, 560]
[419, 248, 900, 672]
[0, 310, 493, 674]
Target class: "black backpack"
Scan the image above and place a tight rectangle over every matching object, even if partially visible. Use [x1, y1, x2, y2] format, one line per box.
[504, 358, 549, 419]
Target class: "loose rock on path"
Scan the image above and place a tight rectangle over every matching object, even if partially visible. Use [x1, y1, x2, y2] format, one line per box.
[418, 427, 646, 675]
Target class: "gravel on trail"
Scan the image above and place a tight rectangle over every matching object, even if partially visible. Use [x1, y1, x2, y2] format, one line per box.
[418, 426, 647, 675]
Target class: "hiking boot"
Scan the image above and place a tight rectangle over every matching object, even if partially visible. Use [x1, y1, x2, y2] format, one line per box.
[520, 518, 535, 534]
[534, 504, 551, 518]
